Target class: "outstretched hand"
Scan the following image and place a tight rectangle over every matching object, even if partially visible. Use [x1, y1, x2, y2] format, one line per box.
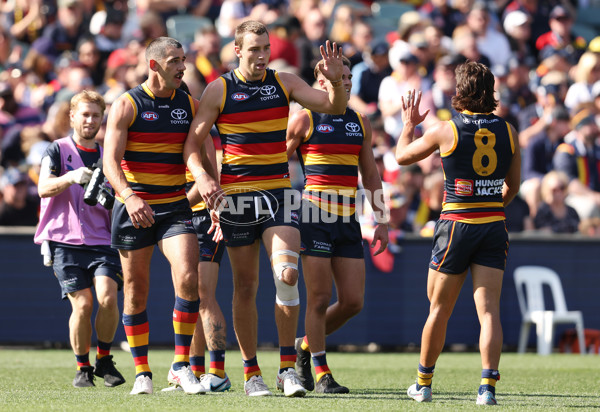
[317, 40, 343, 82]
[401, 89, 429, 128]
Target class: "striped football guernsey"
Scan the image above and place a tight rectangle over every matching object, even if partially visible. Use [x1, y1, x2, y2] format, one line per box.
[298, 109, 365, 216]
[216, 68, 291, 193]
[122, 83, 195, 205]
[441, 111, 515, 224]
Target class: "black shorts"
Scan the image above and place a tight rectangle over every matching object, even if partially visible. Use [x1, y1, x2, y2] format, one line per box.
[220, 188, 300, 247]
[299, 200, 364, 258]
[193, 209, 224, 264]
[428, 219, 509, 274]
[50, 242, 123, 300]
[111, 200, 195, 250]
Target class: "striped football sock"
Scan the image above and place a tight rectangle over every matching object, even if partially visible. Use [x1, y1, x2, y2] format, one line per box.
[172, 296, 200, 370]
[279, 346, 296, 374]
[190, 356, 205, 378]
[479, 369, 500, 396]
[123, 311, 151, 378]
[243, 356, 261, 381]
[209, 350, 226, 378]
[416, 363, 435, 390]
[75, 353, 90, 370]
[312, 351, 331, 382]
[96, 340, 112, 360]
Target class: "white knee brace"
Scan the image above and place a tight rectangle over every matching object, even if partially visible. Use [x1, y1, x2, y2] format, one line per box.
[271, 250, 300, 306]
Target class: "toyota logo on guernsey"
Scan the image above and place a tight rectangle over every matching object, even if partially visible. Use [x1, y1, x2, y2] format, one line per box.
[316, 124, 334, 133]
[260, 85, 276, 95]
[345, 122, 361, 133]
[171, 108, 189, 125]
[232, 92, 249, 101]
[141, 111, 159, 121]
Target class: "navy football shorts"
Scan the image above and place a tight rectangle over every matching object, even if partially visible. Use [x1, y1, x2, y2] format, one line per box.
[50, 242, 123, 300]
[220, 188, 300, 247]
[111, 200, 195, 250]
[299, 200, 364, 259]
[428, 219, 509, 274]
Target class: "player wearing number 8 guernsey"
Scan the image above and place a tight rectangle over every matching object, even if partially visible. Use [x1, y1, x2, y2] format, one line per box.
[395, 61, 521, 406]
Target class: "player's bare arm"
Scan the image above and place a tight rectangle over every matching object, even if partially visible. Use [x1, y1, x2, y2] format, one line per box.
[103, 94, 155, 229]
[357, 113, 389, 256]
[280, 41, 346, 115]
[183, 79, 224, 210]
[502, 123, 521, 207]
[285, 109, 311, 158]
[395, 89, 449, 165]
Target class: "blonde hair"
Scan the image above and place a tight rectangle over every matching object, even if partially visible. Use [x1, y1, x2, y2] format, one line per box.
[540, 170, 569, 204]
[574, 51, 600, 84]
[70, 90, 106, 113]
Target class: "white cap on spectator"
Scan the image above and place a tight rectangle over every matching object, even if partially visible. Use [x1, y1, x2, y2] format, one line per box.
[503, 10, 530, 34]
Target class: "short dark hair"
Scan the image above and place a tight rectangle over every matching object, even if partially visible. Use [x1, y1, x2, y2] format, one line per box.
[145, 37, 182, 62]
[451, 61, 498, 113]
[235, 20, 268, 49]
[314, 55, 351, 80]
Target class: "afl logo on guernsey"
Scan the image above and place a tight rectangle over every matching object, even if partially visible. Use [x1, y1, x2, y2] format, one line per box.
[141, 111, 159, 121]
[232, 92, 249, 101]
[316, 124, 334, 133]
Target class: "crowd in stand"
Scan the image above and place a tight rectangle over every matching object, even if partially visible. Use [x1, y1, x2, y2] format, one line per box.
[1, 0, 600, 238]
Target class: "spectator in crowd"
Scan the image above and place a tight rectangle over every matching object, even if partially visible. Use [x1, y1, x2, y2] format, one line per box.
[451, 26, 491, 68]
[297, 7, 328, 83]
[345, 19, 373, 67]
[89, 8, 127, 64]
[41, 0, 89, 55]
[463, 1, 512, 72]
[564, 51, 600, 113]
[535, 5, 586, 66]
[502, 9, 534, 63]
[388, 11, 432, 72]
[349, 40, 392, 118]
[0, 166, 39, 226]
[518, 70, 569, 147]
[521, 104, 571, 216]
[76, 37, 104, 87]
[504, 193, 534, 232]
[137, 9, 168, 45]
[379, 51, 431, 140]
[2, 0, 46, 46]
[268, 16, 301, 72]
[500, 56, 537, 119]
[553, 108, 600, 220]
[421, 53, 463, 129]
[420, 0, 465, 38]
[534, 170, 580, 233]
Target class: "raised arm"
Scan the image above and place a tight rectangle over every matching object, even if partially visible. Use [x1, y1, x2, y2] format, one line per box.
[357, 113, 389, 255]
[286, 108, 310, 159]
[280, 41, 346, 115]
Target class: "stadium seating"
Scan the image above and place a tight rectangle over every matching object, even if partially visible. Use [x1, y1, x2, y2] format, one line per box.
[514, 265, 585, 355]
[370, 1, 415, 26]
[166, 15, 213, 46]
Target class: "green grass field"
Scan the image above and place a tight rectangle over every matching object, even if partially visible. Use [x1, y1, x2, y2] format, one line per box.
[1, 348, 598, 411]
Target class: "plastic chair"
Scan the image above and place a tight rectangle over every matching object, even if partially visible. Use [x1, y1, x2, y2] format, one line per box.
[514, 266, 585, 355]
[166, 15, 213, 46]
